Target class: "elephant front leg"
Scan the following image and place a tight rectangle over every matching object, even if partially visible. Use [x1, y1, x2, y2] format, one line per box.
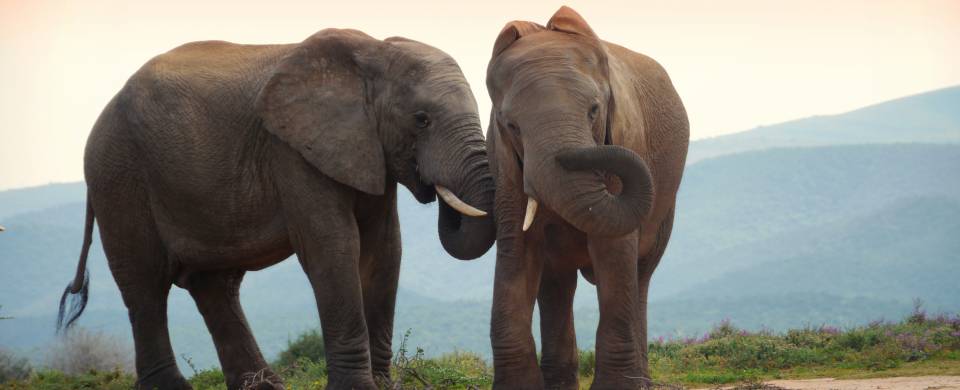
[538, 262, 579, 390]
[289, 213, 376, 390]
[588, 232, 646, 390]
[491, 241, 544, 389]
[359, 207, 402, 382]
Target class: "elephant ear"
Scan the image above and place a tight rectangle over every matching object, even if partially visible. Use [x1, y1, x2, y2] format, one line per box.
[257, 29, 386, 195]
[491, 20, 545, 57]
[546, 6, 598, 39]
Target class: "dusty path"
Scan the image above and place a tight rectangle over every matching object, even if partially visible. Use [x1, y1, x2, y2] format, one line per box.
[729, 375, 960, 389]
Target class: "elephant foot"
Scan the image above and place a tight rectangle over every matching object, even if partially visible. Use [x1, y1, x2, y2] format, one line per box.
[542, 366, 579, 390]
[325, 374, 378, 390]
[545, 379, 580, 390]
[493, 369, 545, 390]
[236, 369, 285, 390]
[136, 365, 192, 390]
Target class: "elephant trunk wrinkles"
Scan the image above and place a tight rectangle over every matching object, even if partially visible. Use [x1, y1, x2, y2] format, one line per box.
[434, 120, 496, 260]
[551, 145, 654, 237]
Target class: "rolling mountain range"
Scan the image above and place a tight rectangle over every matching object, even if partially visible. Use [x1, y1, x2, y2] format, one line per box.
[1, 85, 958, 368]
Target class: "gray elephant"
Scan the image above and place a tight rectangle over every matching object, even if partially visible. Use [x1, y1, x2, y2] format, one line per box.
[56, 28, 495, 390]
[484, 7, 689, 389]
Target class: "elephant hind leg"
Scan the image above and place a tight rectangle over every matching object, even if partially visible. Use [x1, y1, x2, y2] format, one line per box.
[94, 192, 190, 389]
[538, 263, 579, 390]
[186, 270, 281, 390]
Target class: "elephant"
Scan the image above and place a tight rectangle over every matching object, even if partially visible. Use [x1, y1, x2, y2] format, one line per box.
[55, 28, 495, 390]
[484, 7, 689, 389]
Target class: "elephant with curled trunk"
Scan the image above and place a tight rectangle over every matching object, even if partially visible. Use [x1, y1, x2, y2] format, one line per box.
[485, 7, 689, 389]
[56, 28, 495, 390]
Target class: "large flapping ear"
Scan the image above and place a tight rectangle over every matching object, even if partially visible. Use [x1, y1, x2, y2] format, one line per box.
[492, 21, 545, 57]
[257, 29, 386, 195]
[547, 6, 598, 38]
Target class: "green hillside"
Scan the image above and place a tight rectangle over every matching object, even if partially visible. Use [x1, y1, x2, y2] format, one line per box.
[653, 144, 960, 299]
[0, 183, 85, 219]
[688, 85, 960, 163]
[668, 196, 960, 306]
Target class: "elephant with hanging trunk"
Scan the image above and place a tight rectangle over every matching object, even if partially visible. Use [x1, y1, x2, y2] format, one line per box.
[485, 7, 689, 389]
[56, 28, 495, 390]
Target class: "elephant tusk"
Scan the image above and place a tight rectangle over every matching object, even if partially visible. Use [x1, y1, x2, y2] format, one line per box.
[435, 185, 487, 217]
[522, 197, 538, 231]
[0, 225, 5, 232]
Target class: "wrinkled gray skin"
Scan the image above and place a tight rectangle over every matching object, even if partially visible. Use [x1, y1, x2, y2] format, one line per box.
[56, 29, 495, 390]
[485, 7, 689, 390]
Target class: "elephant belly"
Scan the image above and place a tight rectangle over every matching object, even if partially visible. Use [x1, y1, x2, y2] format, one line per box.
[152, 192, 294, 270]
[542, 220, 591, 270]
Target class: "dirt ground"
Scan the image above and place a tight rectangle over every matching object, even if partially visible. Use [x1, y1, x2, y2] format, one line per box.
[712, 375, 960, 389]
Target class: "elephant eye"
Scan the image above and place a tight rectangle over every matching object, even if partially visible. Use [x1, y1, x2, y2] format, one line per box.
[588, 104, 600, 121]
[414, 112, 431, 129]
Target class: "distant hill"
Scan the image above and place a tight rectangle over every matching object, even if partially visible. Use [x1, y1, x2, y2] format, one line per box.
[0, 182, 86, 219]
[688, 85, 960, 163]
[667, 195, 960, 306]
[653, 144, 960, 299]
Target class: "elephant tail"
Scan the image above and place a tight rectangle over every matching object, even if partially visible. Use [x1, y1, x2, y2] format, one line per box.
[57, 197, 94, 333]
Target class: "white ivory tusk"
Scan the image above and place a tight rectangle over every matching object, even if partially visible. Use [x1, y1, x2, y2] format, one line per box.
[522, 197, 538, 231]
[435, 185, 487, 217]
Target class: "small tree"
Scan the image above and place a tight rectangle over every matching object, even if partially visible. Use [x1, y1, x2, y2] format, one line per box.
[46, 328, 133, 375]
[275, 329, 325, 368]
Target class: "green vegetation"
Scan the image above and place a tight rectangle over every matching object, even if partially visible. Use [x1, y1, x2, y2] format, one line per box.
[648, 307, 960, 386]
[274, 329, 325, 368]
[4, 309, 957, 389]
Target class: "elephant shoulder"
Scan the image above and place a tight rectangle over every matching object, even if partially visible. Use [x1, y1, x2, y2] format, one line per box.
[601, 41, 672, 85]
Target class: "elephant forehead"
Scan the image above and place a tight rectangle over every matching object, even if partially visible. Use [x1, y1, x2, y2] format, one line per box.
[493, 34, 601, 74]
[490, 39, 605, 99]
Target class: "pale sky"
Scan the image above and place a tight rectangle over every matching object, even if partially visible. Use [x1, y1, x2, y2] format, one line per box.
[1, 0, 958, 190]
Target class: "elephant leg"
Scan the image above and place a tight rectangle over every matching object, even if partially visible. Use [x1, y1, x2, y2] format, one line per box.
[283, 205, 374, 389]
[359, 197, 401, 381]
[538, 262, 579, 390]
[491, 242, 544, 389]
[635, 208, 675, 377]
[187, 270, 280, 390]
[587, 232, 644, 390]
[94, 192, 190, 389]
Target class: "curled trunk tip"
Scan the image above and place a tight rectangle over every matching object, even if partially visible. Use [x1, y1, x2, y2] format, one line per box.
[554, 145, 654, 236]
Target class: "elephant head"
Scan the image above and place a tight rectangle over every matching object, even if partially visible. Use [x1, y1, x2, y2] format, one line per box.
[257, 29, 495, 259]
[486, 7, 654, 237]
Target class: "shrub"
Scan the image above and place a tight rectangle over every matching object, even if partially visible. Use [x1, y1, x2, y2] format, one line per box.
[9, 368, 135, 389]
[274, 329, 325, 368]
[578, 349, 596, 377]
[387, 330, 491, 389]
[46, 328, 133, 375]
[188, 367, 227, 390]
[0, 348, 33, 383]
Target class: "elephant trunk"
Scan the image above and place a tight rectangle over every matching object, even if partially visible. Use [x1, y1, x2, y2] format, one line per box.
[432, 121, 496, 260]
[550, 145, 654, 236]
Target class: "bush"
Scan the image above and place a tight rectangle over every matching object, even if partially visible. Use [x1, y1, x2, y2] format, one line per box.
[46, 328, 133, 375]
[188, 367, 227, 390]
[7, 369, 135, 389]
[414, 351, 492, 387]
[385, 330, 492, 389]
[0, 348, 33, 383]
[577, 349, 596, 377]
[274, 329, 325, 368]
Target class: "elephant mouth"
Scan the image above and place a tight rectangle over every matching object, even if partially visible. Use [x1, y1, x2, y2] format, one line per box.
[409, 164, 437, 204]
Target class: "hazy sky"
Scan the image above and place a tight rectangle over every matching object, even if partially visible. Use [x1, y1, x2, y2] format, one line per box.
[1, 0, 958, 190]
